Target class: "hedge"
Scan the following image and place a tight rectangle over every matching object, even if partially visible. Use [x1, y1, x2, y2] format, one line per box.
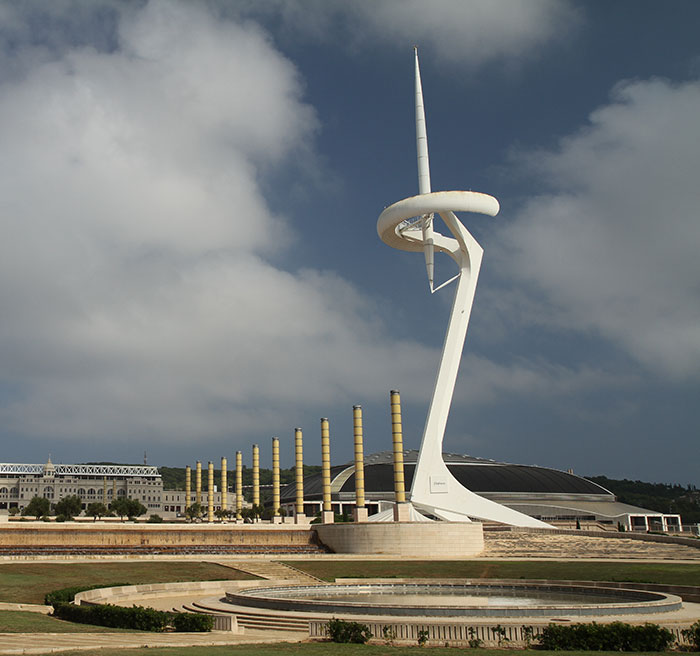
[539, 621, 675, 651]
[52, 602, 214, 632]
[171, 612, 215, 632]
[53, 603, 171, 631]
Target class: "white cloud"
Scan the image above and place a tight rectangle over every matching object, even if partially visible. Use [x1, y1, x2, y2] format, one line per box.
[498, 77, 700, 379]
[232, 0, 580, 66]
[0, 1, 437, 443]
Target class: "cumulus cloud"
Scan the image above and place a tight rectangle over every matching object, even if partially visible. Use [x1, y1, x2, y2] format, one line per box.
[0, 1, 437, 443]
[498, 77, 700, 379]
[232, 0, 580, 66]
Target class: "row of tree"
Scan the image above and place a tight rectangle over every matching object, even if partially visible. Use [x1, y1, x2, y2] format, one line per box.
[20, 496, 278, 523]
[180, 502, 278, 522]
[21, 495, 147, 521]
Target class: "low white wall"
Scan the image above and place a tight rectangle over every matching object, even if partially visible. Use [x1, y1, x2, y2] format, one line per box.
[314, 522, 484, 557]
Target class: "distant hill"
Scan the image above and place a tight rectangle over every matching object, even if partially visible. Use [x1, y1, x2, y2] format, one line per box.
[588, 476, 700, 524]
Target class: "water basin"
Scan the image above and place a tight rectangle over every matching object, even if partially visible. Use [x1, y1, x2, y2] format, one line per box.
[226, 582, 682, 618]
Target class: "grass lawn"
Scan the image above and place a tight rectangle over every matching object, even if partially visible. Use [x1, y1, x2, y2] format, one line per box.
[0, 561, 256, 605]
[0, 609, 142, 633]
[27, 645, 682, 656]
[284, 559, 700, 586]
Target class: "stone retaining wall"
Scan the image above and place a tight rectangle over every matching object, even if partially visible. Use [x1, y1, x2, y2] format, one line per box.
[0, 523, 315, 547]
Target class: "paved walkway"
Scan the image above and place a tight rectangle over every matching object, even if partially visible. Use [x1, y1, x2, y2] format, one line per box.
[0, 630, 303, 655]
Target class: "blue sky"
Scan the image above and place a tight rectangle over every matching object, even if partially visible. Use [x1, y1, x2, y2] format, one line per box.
[0, 1, 698, 484]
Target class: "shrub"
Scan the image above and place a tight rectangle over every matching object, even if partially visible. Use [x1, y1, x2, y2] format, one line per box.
[172, 612, 214, 632]
[327, 618, 372, 644]
[491, 624, 509, 646]
[539, 621, 675, 651]
[682, 621, 700, 650]
[147, 514, 164, 523]
[467, 626, 483, 648]
[417, 628, 429, 646]
[382, 625, 397, 645]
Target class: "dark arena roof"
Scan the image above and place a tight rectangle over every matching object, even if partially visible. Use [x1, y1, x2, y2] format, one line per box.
[280, 450, 613, 502]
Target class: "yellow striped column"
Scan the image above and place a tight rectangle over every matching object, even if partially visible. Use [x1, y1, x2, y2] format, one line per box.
[321, 418, 334, 524]
[236, 451, 243, 521]
[195, 461, 202, 507]
[185, 465, 191, 512]
[207, 461, 214, 523]
[102, 476, 107, 505]
[252, 444, 260, 517]
[221, 457, 228, 515]
[294, 428, 306, 523]
[391, 390, 410, 521]
[272, 437, 281, 523]
[353, 405, 368, 522]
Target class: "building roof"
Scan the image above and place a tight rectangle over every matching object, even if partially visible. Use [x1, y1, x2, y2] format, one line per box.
[0, 463, 160, 478]
[281, 450, 612, 500]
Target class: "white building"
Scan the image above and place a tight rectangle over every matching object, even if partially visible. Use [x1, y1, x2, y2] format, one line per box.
[0, 460, 163, 515]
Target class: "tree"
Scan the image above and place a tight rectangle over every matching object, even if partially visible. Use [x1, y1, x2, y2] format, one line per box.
[86, 502, 107, 521]
[214, 508, 230, 522]
[110, 497, 146, 521]
[185, 502, 203, 521]
[22, 496, 50, 520]
[54, 495, 82, 520]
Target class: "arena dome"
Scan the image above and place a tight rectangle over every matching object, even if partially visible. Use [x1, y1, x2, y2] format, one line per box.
[280, 451, 678, 530]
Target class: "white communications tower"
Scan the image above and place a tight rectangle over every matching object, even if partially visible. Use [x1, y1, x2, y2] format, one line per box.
[377, 49, 550, 528]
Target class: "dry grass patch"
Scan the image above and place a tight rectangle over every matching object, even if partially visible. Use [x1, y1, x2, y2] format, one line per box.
[0, 609, 139, 633]
[0, 561, 256, 605]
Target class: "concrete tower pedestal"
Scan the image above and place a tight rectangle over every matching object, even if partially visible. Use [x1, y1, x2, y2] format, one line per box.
[315, 521, 484, 557]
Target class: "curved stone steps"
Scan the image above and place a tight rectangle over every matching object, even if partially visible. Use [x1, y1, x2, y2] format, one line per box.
[188, 599, 309, 632]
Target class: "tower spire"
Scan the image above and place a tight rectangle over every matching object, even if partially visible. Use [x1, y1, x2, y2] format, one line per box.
[414, 47, 434, 292]
[414, 46, 431, 195]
